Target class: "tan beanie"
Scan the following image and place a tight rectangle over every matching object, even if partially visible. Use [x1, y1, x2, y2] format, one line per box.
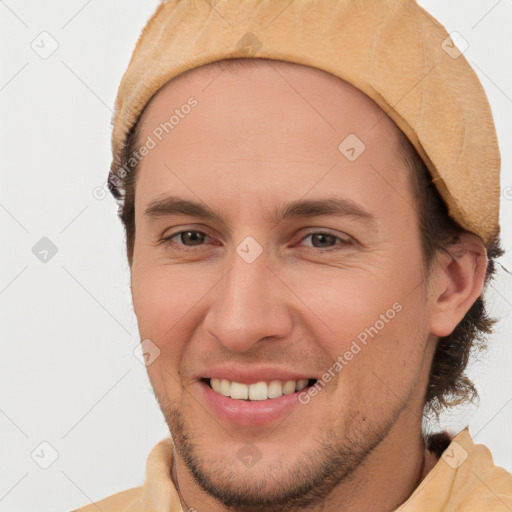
[109, 0, 500, 247]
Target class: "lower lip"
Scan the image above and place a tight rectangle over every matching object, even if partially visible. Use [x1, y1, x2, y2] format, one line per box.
[198, 380, 309, 427]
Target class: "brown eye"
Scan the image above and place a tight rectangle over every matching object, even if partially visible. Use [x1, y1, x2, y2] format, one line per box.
[309, 233, 337, 248]
[161, 230, 211, 248]
[177, 231, 206, 246]
[299, 231, 352, 251]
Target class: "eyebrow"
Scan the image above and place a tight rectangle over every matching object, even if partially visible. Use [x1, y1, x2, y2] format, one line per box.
[275, 197, 375, 224]
[144, 196, 224, 223]
[143, 195, 376, 226]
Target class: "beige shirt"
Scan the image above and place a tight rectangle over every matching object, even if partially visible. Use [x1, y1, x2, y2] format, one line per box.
[73, 428, 512, 512]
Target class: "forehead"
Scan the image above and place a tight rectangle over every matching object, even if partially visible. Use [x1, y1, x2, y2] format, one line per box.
[134, 59, 413, 218]
[139, 58, 403, 149]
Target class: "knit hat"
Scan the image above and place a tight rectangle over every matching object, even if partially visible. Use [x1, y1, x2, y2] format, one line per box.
[109, 0, 500, 247]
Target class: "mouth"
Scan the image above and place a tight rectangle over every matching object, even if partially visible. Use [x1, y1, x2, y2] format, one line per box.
[201, 377, 318, 401]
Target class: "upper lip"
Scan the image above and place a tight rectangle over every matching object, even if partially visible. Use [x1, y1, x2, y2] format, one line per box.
[197, 365, 317, 385]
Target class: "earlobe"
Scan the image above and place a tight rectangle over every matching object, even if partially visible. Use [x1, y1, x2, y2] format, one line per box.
[429, 234, 487, 338]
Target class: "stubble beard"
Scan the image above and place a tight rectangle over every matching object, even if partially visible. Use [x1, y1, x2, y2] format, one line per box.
[156, 395, 406, 512]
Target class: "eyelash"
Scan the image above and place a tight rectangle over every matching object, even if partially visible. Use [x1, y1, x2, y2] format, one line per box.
[159, 229, 352, 252]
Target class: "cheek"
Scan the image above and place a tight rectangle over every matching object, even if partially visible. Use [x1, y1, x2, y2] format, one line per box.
[279, 260, 418, 349]
[130, 265, 206, 399]
[131, 257, 227, 369]
[280, 250, 429, 395]
[131, 263, 198, 347]
[333, 284, 429, 414]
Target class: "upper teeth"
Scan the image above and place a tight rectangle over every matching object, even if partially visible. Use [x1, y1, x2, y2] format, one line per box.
[209, 378, 310, 401]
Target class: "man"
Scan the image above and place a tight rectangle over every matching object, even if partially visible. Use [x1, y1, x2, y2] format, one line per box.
[74, 0, 512, 511]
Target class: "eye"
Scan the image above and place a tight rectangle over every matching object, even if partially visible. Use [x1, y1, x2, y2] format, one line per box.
[161, 230, 213, 249]
[297, 230, 352, 251]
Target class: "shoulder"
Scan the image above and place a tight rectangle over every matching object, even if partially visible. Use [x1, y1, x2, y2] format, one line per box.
[398, 428, 512, 512]
[449, 429, 512, 510]
[70, 437, 176, 512]
[71, 486, 143, 512]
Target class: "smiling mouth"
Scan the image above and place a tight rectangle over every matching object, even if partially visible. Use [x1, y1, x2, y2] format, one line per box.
[201, 377, 318, 401]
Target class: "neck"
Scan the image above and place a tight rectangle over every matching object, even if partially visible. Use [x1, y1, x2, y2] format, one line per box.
[171, 450, 192, 511]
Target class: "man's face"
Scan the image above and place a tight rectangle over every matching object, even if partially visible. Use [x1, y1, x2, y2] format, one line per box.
[131, 60, 437, 509]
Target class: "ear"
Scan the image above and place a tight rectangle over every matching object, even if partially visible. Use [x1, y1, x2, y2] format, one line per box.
[429, 233, 488, 338]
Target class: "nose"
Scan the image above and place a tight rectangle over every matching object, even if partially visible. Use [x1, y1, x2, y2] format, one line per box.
[202, 252, 293, 353]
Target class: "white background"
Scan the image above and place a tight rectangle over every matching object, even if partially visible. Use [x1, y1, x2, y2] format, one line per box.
[1, 1, 511, 511]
